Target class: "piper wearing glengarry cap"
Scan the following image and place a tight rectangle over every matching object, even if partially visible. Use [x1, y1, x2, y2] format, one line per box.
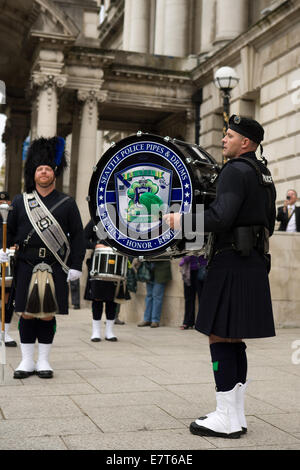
[188, 115, 277, 439]
[0, 137, 85, 379]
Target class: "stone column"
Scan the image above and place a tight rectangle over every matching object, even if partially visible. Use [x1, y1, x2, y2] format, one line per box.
[124, 0, 150, 53]
[3, 111, 30, 198]
[31, 74, 67, 138]
[69, 102, 81, 200]
[193, 0, 202, 55]
[123, 0, 132, 50]
[30, 99, 38, 140]
[154, 0, 166, 55]
[200, 0, 216, 54]
[215, 0, 248, 44]
[163, 0, 189, 57]
[76, 90, 107, 225]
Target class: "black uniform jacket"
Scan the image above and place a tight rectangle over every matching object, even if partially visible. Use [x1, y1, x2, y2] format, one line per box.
[7, 190, 85, 270]
[6, 189, 85, 315]
[204, 152, 276, 247]
[195, 151, 277, 339]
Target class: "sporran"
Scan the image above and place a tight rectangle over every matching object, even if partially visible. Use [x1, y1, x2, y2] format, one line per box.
[26, 263, 58, 318]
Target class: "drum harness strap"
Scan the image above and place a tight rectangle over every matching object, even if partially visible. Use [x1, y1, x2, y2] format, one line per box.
[206, 156, 273, 261]
[23, 191, 71, 274]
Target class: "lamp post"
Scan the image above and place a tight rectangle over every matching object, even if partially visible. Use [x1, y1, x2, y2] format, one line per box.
[214, 66, 239, 138]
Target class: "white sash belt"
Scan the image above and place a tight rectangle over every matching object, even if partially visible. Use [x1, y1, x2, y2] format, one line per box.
[23, 191, 70, 273]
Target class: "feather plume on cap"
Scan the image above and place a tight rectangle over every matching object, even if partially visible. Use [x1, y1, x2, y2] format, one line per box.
[24, 137, 68, 192]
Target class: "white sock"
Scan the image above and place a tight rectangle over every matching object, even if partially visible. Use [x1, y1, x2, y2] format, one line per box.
[105, 319, 116, 339]
[5, 323, 15, 342]
[91, 320, 101, 340]
[15, 343, 35, 372]
[36, 343, 53, 371]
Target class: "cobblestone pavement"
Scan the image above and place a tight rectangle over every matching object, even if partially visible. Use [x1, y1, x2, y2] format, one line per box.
[0, 309, 299, 451]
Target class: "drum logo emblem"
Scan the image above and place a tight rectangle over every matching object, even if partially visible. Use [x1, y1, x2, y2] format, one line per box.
[93, 139, 193, 254]
[115, 165, 171, 227]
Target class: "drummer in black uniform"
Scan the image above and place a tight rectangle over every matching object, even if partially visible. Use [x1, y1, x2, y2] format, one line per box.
[165, 115, 276, 439]
[1, 137, 85, 379]
[84, 219, 118, 342]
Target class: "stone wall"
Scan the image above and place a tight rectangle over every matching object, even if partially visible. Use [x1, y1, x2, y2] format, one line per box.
[118, 232, 300, 329]
[269, 231, 300, 328]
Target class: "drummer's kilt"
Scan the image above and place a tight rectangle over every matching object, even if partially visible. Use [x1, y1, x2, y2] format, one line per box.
[84, 257, 116, 302]
[195, 249, 275, 339]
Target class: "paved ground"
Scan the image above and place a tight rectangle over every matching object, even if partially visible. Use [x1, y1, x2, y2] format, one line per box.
[0, 309, 300, 451]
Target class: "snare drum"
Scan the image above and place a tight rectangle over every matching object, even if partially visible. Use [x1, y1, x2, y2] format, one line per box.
[0, 248, 15, 287]
[90, 247, 128, 282]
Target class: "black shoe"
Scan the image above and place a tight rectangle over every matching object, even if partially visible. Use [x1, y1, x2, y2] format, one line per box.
[91, 337, 101, 342]
[105, 337, 118, 342]
[189, 421, 242, 439]
[73, 305, 80, 310]
[36, 370, 53, 379]
[115, 318, 125, 325]
[13, 370, 35, 379]
[5, 340, 17, 347]
[179, 325, 193, 330]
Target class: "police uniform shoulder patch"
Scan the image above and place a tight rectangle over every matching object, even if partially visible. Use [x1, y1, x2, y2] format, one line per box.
[262, 173, 273, 184]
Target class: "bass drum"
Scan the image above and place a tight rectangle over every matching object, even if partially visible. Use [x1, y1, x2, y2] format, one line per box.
[88, 132, 220, 259]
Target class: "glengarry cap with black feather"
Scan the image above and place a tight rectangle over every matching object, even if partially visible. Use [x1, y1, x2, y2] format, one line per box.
[24, 136, 67, 192]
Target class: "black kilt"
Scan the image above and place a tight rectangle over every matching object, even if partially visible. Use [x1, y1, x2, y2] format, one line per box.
[14, 259, 69, 315]
[84, 257, 116, 302]
[195, 249, 275, 339]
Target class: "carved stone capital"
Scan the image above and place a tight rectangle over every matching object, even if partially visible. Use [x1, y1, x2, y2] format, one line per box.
[31, 72, 67, 90]
[77, 89, 108, 104]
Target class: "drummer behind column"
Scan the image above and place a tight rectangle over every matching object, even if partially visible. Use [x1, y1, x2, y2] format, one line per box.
[0, 191, 17, 347]
[0, 137, 85, 379]
[83, 219, 118, 342]
[164, 115, 276, 439]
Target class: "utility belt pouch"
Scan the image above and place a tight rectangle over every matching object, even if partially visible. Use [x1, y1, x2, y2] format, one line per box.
[255, 226, 270, 255]
[26, 262, 58, 316]
[233, 226, 256, 257]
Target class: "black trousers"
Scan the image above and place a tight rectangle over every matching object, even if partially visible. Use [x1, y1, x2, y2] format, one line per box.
[183, 270, 204, 327]
[92, 300, 116, 321]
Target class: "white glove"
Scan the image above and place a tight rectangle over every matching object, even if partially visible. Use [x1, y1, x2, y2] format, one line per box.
[67, 269, 82, 282]
[0, 249, 9, 263]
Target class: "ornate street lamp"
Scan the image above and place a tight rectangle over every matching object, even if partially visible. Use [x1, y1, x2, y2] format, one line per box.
[214, 66, 239, 137]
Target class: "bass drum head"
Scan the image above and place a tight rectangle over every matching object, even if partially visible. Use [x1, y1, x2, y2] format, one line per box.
[88, 133, 215, 258]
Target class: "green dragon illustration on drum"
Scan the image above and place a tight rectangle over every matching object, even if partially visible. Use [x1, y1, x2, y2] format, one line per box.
[116, 166, 171, 225]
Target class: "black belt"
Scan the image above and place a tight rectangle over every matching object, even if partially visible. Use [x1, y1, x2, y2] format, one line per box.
[214, 243, 236, 256]
[20, 247, 56, 263]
